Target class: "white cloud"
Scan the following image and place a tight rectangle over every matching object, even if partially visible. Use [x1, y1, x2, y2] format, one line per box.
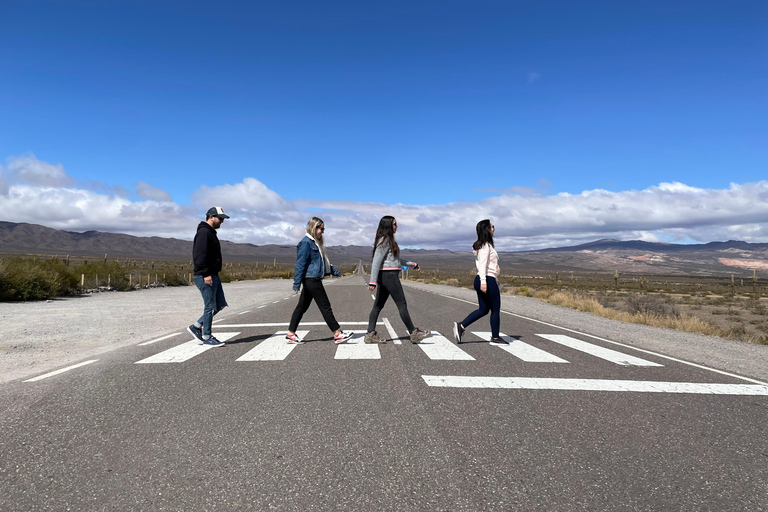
[0, 153, 75, 193]
[2, 155, 768, 251]
[190, 177, 289, 212]
[136, 181, 174, 202]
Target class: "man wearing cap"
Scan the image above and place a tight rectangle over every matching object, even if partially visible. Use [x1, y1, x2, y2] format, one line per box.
[188, 206, 230, 347]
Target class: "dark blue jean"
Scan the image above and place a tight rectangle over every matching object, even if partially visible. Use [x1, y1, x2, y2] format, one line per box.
[461, 275, 500, 338]
[193, 274, 228, 339]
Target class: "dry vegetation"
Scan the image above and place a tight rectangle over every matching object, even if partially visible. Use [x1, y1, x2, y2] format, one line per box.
[0, 253, 356, 301]
[402, 267, 768, 345]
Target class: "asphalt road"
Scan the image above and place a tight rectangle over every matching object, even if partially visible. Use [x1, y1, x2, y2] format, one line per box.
[2, 275, 768, 511]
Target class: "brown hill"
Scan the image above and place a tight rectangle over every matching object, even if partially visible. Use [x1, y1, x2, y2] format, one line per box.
[1, 222, 767, 276]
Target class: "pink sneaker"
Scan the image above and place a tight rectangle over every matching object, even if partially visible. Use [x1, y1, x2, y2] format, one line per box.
[334, 331, 353, 344]
[285, 333, 304, 344]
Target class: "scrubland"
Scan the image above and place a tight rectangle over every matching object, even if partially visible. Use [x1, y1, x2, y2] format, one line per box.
[406, 268, 768, 345]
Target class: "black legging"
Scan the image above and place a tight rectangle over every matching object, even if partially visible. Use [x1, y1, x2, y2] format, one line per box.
[368, 270, 415, 333]
[460, 275, 501, 338]
[289, 278, 340, 333]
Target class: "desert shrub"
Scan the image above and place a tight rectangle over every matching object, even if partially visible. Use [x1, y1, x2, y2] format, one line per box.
[163, 272, 189, 287]
[748, 301, 767, 316]
[624, 293, 679, 318]
[72, 260, 133, 290]
[0, 257, 79, 300]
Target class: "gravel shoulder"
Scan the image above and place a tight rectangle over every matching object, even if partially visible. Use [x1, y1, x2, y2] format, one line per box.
[0, 279, 295, 383]
[3, 278, 767, 385]
[403, 280, 768, 384]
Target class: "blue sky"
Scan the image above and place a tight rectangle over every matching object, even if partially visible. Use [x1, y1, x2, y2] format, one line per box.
[1, 1, 766, 250]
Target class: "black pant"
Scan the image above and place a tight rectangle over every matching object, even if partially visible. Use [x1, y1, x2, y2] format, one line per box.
[289, 278, 340, 333]
[461, 275, 501, 338]
[368, 270, 415, 333]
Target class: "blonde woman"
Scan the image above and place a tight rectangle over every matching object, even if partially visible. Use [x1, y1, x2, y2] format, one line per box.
[286, 217, 353, 344]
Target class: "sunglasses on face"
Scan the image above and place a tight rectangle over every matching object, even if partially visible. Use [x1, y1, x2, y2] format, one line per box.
[318, 226, 325, 231]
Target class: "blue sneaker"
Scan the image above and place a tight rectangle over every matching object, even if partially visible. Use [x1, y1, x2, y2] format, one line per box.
[202, 336, 225, 347]
[187, 324, 204, 341]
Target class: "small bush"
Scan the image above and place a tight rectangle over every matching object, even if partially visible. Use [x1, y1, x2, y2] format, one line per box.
[0, 257, 79, 300]
[624, 294, 679, 318]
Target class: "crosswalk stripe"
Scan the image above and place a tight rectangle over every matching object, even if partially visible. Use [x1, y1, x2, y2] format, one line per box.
[383, 318, 401, 345]
[536, 334, 663, 367]
[422, 376, 768, 395]
[236, 331, 309, 361]
[334, 331, 381, 360]
[416, 332, 475, 360]
[135, 332, 240, 364]
[216, 322, 383, 328]
[138, 332, 181, 346]
[472, 332, 569, 363]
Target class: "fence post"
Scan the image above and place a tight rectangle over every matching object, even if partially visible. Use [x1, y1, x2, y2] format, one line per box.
[81, 274, 85, 290]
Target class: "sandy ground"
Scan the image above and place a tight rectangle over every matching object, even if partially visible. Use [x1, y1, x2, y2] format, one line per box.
[3, 278, 767, 384]
[0, 279, 295, 383]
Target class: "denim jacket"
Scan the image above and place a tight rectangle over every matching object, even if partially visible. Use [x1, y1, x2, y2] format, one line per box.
[293, 235, 341, 290]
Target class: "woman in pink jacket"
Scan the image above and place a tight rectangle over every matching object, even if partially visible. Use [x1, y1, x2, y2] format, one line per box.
[453, 219, 507, 344]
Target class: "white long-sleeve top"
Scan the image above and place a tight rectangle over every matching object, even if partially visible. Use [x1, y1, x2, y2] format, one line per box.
[474, 243, 500, 285]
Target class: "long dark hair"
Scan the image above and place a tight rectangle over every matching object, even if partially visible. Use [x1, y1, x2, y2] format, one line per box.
[472, 219, 494, 251]
[372, 215, 399, 258]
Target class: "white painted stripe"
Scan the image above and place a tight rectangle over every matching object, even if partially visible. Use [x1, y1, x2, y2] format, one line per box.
[371, 294, 376, 300]
[422, 375, 768, 395]
[237, 310, 251, 315]
[135, 332, 240, 363]
[138, 332, 181, 346]
[537, 334, 662, 367]
[432, 292, 768, 385]
[272, 301, 281, 304]
[236, 330, 309, 361]
[256, 305, 267, 309]
[24, 360, 99, 382]
[216, 322, 384, 328]
[383, 318, 401, 345]
[335, 331, 381, 359]
[472, 332, 568, 363]
[416, 332, 474, 361]
[212, 319, 224, 324]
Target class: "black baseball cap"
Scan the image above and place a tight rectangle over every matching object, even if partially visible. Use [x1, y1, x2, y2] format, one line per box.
[206, 206, 230, 219]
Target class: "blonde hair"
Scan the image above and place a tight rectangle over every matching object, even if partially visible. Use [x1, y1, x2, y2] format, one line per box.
[306, 217, 324, 247]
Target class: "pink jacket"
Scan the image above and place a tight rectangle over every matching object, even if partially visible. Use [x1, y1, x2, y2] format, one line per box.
[474, 243, 499, 284]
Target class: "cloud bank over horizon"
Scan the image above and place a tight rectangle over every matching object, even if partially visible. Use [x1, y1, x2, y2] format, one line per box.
[1, 154, 767, 251]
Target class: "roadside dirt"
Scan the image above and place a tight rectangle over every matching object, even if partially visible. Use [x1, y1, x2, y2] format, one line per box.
[0, 279, 294, 383]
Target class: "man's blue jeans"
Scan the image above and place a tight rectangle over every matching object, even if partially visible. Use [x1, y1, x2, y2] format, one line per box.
[193, 274, 228, 339]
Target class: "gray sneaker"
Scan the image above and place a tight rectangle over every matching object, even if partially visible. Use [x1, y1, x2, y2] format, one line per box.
[364, 331, 386, 344]
[410, 328, 431, 344]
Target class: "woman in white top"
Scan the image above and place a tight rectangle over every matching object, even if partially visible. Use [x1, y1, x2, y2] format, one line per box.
[453, 219, 507, 344]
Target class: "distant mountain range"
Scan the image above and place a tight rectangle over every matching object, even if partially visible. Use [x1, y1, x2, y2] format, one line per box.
[1, 221, 767, 276]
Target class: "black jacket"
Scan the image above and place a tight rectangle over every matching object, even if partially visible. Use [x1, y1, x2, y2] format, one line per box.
[193, 222, 222, 277]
